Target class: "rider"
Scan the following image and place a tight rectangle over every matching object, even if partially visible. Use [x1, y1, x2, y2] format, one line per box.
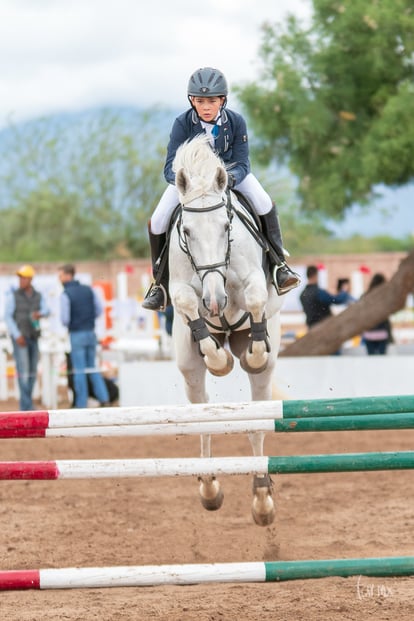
[142, 67, 301, 311]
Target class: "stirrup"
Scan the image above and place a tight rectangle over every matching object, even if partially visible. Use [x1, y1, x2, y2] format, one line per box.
[142, 282, 168, 311]
[272, 263, 301, 296]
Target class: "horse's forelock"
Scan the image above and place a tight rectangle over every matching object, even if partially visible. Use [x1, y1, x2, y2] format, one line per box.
[173, 135, 224, 185]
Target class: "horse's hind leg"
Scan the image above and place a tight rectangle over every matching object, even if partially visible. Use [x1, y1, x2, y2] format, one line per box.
[199, 434, 224, 511]
[249, 431, 275, 526]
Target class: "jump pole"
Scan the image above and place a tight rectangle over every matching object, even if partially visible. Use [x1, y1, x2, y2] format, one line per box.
[1, 394, 413, 431]
[1, 451, 414, 480]
[2, 411, 414, 438]
[1, 556, 413, 590]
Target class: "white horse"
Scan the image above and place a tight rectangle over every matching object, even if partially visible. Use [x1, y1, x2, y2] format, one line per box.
[169, 135, 284, 526]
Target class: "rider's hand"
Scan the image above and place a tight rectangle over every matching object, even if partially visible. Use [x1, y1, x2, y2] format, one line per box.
[16, 335, 26, 347]
[227, 173, 236, 190]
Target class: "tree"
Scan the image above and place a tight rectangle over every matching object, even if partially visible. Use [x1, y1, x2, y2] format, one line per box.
[236, 0, 414, 216]
[236, 0, 414, 355]
[0, 108, 168, 260]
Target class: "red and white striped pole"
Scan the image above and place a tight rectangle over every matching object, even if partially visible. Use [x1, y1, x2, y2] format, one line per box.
[1, 557, 414, 590]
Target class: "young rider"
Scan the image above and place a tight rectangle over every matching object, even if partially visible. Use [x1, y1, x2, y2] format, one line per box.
[142, 67, 300, 311]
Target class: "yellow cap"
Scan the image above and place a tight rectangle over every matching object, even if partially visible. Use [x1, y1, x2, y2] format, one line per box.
[16, 264, 35, 278]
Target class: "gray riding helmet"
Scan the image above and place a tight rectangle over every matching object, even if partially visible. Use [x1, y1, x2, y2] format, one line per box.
[187, 67, 228, 100]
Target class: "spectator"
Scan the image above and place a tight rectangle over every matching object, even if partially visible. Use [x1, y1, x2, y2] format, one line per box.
[336, 278, 356, 302]
[58, 263, 109, 408]
[4, 265, 49, 411]
[361, 273, 393, 355]
[300, 265, 353, 328]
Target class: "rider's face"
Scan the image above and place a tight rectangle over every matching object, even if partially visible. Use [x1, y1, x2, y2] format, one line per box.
[190, 96, 225, 122]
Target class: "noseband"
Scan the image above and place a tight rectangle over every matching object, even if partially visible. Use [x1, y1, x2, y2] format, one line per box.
[178, 196, 233, 284]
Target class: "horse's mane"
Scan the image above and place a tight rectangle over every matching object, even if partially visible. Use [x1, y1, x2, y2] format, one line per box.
[173, 134, 225, 189]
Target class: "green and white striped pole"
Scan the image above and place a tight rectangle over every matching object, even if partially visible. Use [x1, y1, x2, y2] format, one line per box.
[1, 451, 414, 479]
[1, 556, 413, 590]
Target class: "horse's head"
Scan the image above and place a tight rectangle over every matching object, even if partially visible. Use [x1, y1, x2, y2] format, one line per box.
[174, 136, 231, 317]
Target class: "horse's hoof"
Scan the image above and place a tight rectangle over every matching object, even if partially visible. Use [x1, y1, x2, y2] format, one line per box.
[252, 474, 275, 526]
[207, 349, 234, 377]
[252, 505, 275, 526]
[200, 488, 224, 511]
[199, 477, 224, 511]
[239, 350, 268, 375]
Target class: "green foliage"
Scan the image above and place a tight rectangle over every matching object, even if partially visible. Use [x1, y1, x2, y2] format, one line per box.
[254, 165, 334, 254]
[0, 108, 168, 261]
[236, 0, 414, 219]
[253, 161, 410, 255]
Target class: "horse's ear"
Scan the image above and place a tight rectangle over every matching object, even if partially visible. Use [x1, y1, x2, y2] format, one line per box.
[215, 166, 227, 192]
[176, 168, 189, 195]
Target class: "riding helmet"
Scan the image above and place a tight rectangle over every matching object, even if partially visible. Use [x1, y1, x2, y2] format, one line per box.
[187, 67, 228, 97]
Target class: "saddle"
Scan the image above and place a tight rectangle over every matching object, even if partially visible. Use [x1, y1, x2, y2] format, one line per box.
[231, 189, 262, 231]
[229, 190, 270, 277]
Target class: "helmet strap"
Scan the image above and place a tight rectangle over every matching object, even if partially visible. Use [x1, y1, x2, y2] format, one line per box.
[188, 96, 227, 122]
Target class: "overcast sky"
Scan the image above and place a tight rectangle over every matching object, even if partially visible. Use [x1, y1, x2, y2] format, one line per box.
[0, 0, 311, 126]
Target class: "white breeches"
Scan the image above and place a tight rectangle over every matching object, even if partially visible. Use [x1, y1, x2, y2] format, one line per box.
[151, 173, 273, 234]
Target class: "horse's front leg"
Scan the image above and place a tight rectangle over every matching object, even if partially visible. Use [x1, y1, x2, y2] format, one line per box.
[198, 434, 224, 511]
[172, 282, 234, 377]
[187, 316, 234, 377]
[249, 431, 275, 526]
[239, 279, 270, 374]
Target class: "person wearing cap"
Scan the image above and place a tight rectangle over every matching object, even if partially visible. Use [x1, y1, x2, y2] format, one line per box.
[4, 265, 50, 411]
[142, 66, 300, 311]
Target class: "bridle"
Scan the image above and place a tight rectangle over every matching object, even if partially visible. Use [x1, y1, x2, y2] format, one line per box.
[177, 194, 233, 285]
[176, 191, 257, 336]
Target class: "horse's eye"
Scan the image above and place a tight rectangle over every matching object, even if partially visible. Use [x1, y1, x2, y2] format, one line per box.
[183, 227, 190, 237]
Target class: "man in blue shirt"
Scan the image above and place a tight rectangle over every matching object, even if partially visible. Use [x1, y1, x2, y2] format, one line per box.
[5, 264, 49, 411]
[300, 265, 353, 328]
[58, 264, 109, 408]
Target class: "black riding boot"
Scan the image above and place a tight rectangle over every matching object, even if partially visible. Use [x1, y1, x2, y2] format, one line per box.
[260, 206, 301, 295]
[142, 226, 169, 311]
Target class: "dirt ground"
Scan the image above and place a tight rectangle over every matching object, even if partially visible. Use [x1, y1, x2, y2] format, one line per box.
[1, 393, 413, 621]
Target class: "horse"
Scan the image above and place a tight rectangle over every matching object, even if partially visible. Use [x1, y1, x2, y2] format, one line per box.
[168, 134, 284, 526]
